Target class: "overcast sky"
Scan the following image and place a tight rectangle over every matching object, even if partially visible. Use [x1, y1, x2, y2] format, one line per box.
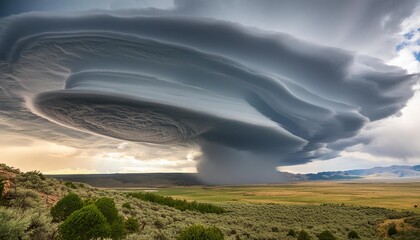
[0, 0, 419, 182]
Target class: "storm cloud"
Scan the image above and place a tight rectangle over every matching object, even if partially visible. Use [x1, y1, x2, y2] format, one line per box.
[0, 0, 418, 183]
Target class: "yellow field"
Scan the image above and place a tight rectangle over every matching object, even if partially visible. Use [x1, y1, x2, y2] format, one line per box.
[152, 181, 420, 213]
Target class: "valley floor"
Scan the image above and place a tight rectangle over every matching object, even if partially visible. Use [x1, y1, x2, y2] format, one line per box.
[143, 181, 420, 214]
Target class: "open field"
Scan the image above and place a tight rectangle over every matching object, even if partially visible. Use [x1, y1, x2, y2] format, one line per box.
[131, 181, 420, 214]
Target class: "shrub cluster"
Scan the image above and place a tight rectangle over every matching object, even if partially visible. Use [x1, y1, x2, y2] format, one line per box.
[125, 217, 140, 234]
[128, 192, 225, 214]
[52, 193, 141, 240]
[347, 230, 360, 239]
[177, 225, 224, 240]
[317, 230, 336, 240]
[59, 204, 110, 240]
[64, 181, 77, 189]
[287, 229, 297, 237]
[387, 223, 398, 236]
[298, 230, 312, 240]
[50, 192, 83, 222]
[14, 171, 51, 194]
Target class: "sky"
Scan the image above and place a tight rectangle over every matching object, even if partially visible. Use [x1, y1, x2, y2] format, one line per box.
[0, 0, 419, 184]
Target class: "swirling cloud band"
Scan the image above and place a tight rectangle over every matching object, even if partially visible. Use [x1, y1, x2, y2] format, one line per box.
[0, 10, 417, 183]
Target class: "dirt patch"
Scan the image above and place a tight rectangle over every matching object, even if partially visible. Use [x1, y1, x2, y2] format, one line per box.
[2, 179, 13, 197]
[377, 217, 417, 239]
[39, 192, 60, 207]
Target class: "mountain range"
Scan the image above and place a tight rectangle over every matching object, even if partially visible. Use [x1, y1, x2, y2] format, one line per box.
[304, 165, 420, 181]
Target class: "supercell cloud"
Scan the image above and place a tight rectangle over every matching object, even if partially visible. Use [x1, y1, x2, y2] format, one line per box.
[0, 0, 418, 183]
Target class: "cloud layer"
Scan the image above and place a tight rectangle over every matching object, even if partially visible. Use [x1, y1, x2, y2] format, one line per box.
[0, 0, 418, 183]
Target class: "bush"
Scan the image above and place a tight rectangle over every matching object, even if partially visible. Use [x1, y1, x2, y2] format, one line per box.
[0, 207, 30, 239]
[154, 220, 165, 230]
[94, 197, 127, 239]
[8, 188, 40, 210]
[83, 197, 95, 206]
[388, 223, 398, 236]
[50, 193, 83, 222]
[122, 202, 132, 209]
[317, 230, 336, 240]
[347, 230, 360, 239]
[287, 229, 297, 237]
[271, 226, 279, 232]
[0, 164, 20, 174]
[15, 171, 49, 193]
[26, 211, 56, 240]
[177, 225, 224, 240]
[110, 215, 126, 240]
[298, 230, 312, 240]
[125, 217, 140, 233]
[59, 205, 110, 240]
[95, 197, 119, 224]
[64, 181, 77, 189]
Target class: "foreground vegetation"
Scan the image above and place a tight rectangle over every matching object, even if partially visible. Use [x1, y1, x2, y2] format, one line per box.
[1, 163, 420, 239]
[128, 192, 225, 214]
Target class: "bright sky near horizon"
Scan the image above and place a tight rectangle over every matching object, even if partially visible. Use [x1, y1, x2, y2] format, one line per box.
[0, 0, 419, 182]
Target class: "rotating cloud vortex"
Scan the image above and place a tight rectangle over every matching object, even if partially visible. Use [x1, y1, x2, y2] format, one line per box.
[0, 12, 417, 184]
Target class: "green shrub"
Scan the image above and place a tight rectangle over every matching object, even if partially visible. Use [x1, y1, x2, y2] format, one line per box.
[64, 181, 77, 189]
[317, 230, 336, 240]
[0, 208, 30, 239]
[287, 229, 297, 237]
[94, 197, 127, 239]
[347, 230, 360, 239]
[154, 219, 165, 230]
[177, 225, 224, 240]
[298, 230, 312, 240]
[122, 202, 132, 209]
[26, 211, 56, 240]
[8, 188, 40, 210]
[125, 217, 140, 233]
[50, 193, 83, 222]
[128, 192, 225, 214]
[15, 171, 50, 194]
[58, 205, 110, 240]
[387, 223, 398, 236]
[83, 197, 95, 206]
[0, 164, 20, 174]
[95, 197, 119, 224]
[110, 215, 126, 240]
[271, 226, 279, 232]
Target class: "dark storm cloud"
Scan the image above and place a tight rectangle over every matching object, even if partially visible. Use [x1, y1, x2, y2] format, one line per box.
[0, 1, 418, 183]
[170, 0, 419, 60]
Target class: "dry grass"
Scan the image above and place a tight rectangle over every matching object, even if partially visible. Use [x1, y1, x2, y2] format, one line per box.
[150, 181, 420, 213]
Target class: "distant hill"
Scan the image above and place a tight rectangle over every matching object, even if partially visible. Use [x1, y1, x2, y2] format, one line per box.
[307, 165, 420, 181]
[48, 172, 204, 188]
[48, 165, 420, 187]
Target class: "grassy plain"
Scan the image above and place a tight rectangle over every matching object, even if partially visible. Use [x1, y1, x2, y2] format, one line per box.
[147, 181, 420, 214]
